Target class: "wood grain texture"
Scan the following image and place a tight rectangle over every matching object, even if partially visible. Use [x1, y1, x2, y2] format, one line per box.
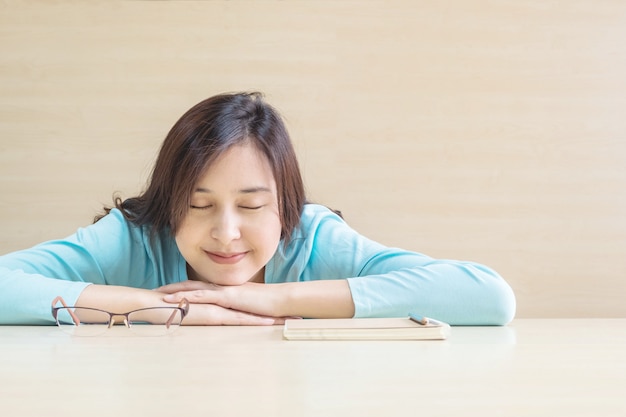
[1, 1, 625, 317]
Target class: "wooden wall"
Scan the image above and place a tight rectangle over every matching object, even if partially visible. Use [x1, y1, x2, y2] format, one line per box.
[1, 1, 624, 317]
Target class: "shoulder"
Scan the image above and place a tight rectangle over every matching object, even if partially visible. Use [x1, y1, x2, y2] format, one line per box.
[286, 203, 382, 256]
[76, 209, 183, 284]
[273, 203, 348, 264]
[89, 208, 174, 247]
[267, 203, 389, 282]
[72, 209, 176, 261]
[289, 204, 352, 244]
[295, 204, 345, 234]
[79, 208, 144, 244]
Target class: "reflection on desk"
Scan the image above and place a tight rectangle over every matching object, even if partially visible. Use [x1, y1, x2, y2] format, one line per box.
[0, 319, 624, 417]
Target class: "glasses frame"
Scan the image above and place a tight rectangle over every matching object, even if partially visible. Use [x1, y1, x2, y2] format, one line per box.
[51, 296, 190, 332]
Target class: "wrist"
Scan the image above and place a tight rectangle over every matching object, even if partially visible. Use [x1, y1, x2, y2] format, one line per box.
[277, 280, 355, 319]
[273, 283, 294, 317]
[77, 284, 168, 311]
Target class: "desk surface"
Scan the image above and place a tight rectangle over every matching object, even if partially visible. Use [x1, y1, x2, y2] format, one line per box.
[1, 319, 625, 417]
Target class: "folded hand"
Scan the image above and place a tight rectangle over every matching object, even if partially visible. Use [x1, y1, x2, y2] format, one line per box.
[156, 280, 288, 326]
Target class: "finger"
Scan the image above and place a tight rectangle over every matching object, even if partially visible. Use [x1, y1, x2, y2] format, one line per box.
[181, 304, 285, 326]
[157, 280, 211, 293]
[163, 289, 220, 304]
[162, 292, 184, 303]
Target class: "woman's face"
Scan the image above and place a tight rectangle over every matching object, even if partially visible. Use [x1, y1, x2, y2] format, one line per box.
[175, 142, 282, 285]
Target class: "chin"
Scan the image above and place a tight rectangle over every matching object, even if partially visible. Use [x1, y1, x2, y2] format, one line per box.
[209, 274, 252, 286]
[216, 280, 246, 286]
[193, 266, 260, 286]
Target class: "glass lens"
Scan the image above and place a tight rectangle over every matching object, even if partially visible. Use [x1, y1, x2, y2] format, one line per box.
[127, 308, 183, 336]
[55, 307, 111, 336]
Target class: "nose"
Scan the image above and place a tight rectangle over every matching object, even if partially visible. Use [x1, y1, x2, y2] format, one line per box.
[210, 209, 242, 244]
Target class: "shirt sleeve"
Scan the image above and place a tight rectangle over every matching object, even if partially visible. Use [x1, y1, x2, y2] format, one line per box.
[269, 204, 516, 325]
[0, 209, 186, 324]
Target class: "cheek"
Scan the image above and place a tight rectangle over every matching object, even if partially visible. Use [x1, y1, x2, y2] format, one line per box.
[251, 215, 282, 254]
[174, 219, 199, 255]
[261, 226, 282, 252]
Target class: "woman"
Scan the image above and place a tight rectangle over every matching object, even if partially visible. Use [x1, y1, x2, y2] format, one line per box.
[0, 92, 516, 325]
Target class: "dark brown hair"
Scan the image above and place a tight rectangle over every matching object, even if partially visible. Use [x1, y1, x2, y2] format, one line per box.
[98, 92, 306, 240]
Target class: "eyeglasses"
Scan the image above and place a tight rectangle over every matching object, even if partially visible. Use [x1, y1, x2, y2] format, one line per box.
[51, 296, 190, 336]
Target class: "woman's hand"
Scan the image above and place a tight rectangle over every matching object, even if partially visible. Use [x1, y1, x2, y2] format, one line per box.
[157, 280, 289, 325]
[158, 280, 230, 305]
[178, 302, 285, 326]
[158, 279, 356, 320]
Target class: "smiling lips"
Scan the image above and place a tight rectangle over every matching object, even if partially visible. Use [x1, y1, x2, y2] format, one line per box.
[205, 251, 247, 265]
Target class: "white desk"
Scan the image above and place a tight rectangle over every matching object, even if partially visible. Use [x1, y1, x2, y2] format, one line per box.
[1, 319, 624, 417]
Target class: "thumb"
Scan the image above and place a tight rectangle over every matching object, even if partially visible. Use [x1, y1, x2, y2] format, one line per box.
[162, 292, 184, 303]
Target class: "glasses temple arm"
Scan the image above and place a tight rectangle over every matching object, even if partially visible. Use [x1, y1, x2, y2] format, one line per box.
[51, 296, 81, 325]
[165, 298, 190, 328]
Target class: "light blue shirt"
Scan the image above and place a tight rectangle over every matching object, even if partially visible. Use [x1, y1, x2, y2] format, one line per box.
[0, 204, 515, 325]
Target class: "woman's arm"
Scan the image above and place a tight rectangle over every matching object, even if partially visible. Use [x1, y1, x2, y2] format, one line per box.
[160, 261, 515, 325]
[0, 267, 92, 324]
[0, 209, 172, 324]
[159, 279, 356, 319]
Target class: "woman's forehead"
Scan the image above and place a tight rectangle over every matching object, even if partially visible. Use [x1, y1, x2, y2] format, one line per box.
[194, 143, 277, 192]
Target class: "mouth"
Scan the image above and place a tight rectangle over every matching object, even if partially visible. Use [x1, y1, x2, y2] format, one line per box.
[205, 251, 248, 265]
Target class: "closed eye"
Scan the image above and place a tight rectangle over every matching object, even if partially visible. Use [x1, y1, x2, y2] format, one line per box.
[240, 205, 263, 210]
[190, 205, 212, 210]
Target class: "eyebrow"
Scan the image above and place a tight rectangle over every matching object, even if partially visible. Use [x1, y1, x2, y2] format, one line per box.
[194, 186, 273, 194]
